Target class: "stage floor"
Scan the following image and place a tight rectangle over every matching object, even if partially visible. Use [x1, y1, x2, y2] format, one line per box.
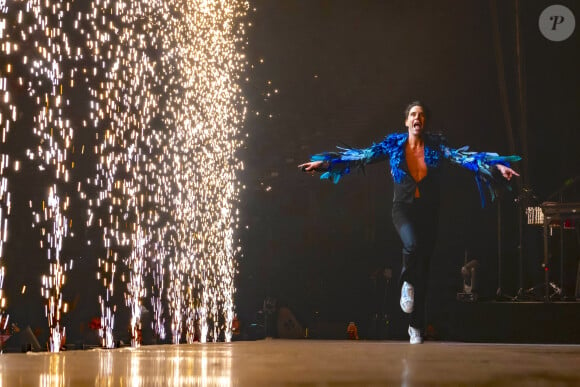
[1, 339, 580, 385]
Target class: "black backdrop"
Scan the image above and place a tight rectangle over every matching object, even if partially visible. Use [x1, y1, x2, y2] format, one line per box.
[237, 0, 580, 338]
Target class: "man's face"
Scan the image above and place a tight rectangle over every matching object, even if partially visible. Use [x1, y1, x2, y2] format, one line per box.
[405, 105, 426, 137]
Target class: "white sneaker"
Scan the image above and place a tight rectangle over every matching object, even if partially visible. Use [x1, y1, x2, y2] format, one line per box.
[400, 281, 414, 313]
[408, 326, 423, 344]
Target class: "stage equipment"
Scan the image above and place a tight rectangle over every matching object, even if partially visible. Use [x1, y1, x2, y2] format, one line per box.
[526, 206, 544, 225]
[19, 326, 41, 353]
[277, 307, 304, 339]
[347, 322, 359, 340]
[516, 187, 540, 299]
[457, 251, 479, 302]
[541, 201, 580, 301]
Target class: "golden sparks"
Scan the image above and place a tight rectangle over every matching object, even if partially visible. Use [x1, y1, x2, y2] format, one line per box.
[0, 0, 248, 348]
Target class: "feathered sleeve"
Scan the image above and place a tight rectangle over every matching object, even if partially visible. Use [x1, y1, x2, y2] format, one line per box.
[309, 139, 391, 184]
[438, 138, 521, 206]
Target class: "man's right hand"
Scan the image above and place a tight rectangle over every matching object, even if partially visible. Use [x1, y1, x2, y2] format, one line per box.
[297, 161, 324, 173]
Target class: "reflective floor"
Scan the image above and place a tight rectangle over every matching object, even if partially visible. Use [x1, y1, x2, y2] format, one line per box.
[1, 339, 580, 386]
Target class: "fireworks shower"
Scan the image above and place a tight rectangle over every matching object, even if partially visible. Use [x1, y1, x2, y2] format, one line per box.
[0, 0, 249, 350]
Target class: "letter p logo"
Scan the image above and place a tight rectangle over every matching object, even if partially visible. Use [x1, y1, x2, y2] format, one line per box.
[550, 15, 565, 30]
[540, 5, 576, 41]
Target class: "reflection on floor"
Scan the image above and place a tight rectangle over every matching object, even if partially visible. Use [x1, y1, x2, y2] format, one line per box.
[1, 339, 580, 386]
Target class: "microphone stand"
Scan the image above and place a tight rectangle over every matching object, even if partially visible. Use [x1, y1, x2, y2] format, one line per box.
[496, 196, 503, 298]
[496, 193, 514, 301]
[516, 193, 525, 299]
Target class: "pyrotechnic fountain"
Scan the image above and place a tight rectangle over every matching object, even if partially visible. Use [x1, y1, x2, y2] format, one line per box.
[0, 0, 248, 349]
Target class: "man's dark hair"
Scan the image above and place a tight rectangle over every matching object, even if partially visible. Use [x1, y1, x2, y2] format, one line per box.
[404, 100, 430, 121]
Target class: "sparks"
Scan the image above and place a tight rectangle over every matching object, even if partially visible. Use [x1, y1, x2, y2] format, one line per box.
[0, 0, 248, 348]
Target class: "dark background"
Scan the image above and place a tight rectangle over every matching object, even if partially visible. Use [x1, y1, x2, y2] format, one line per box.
[236, 0, 580, 338]
[1, 0, 579, 345]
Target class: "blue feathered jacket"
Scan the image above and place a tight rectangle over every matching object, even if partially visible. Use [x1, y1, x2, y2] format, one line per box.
[309, 131, 520, 207]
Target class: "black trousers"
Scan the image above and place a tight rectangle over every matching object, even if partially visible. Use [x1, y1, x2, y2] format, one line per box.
[392, 198, 439, 331]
